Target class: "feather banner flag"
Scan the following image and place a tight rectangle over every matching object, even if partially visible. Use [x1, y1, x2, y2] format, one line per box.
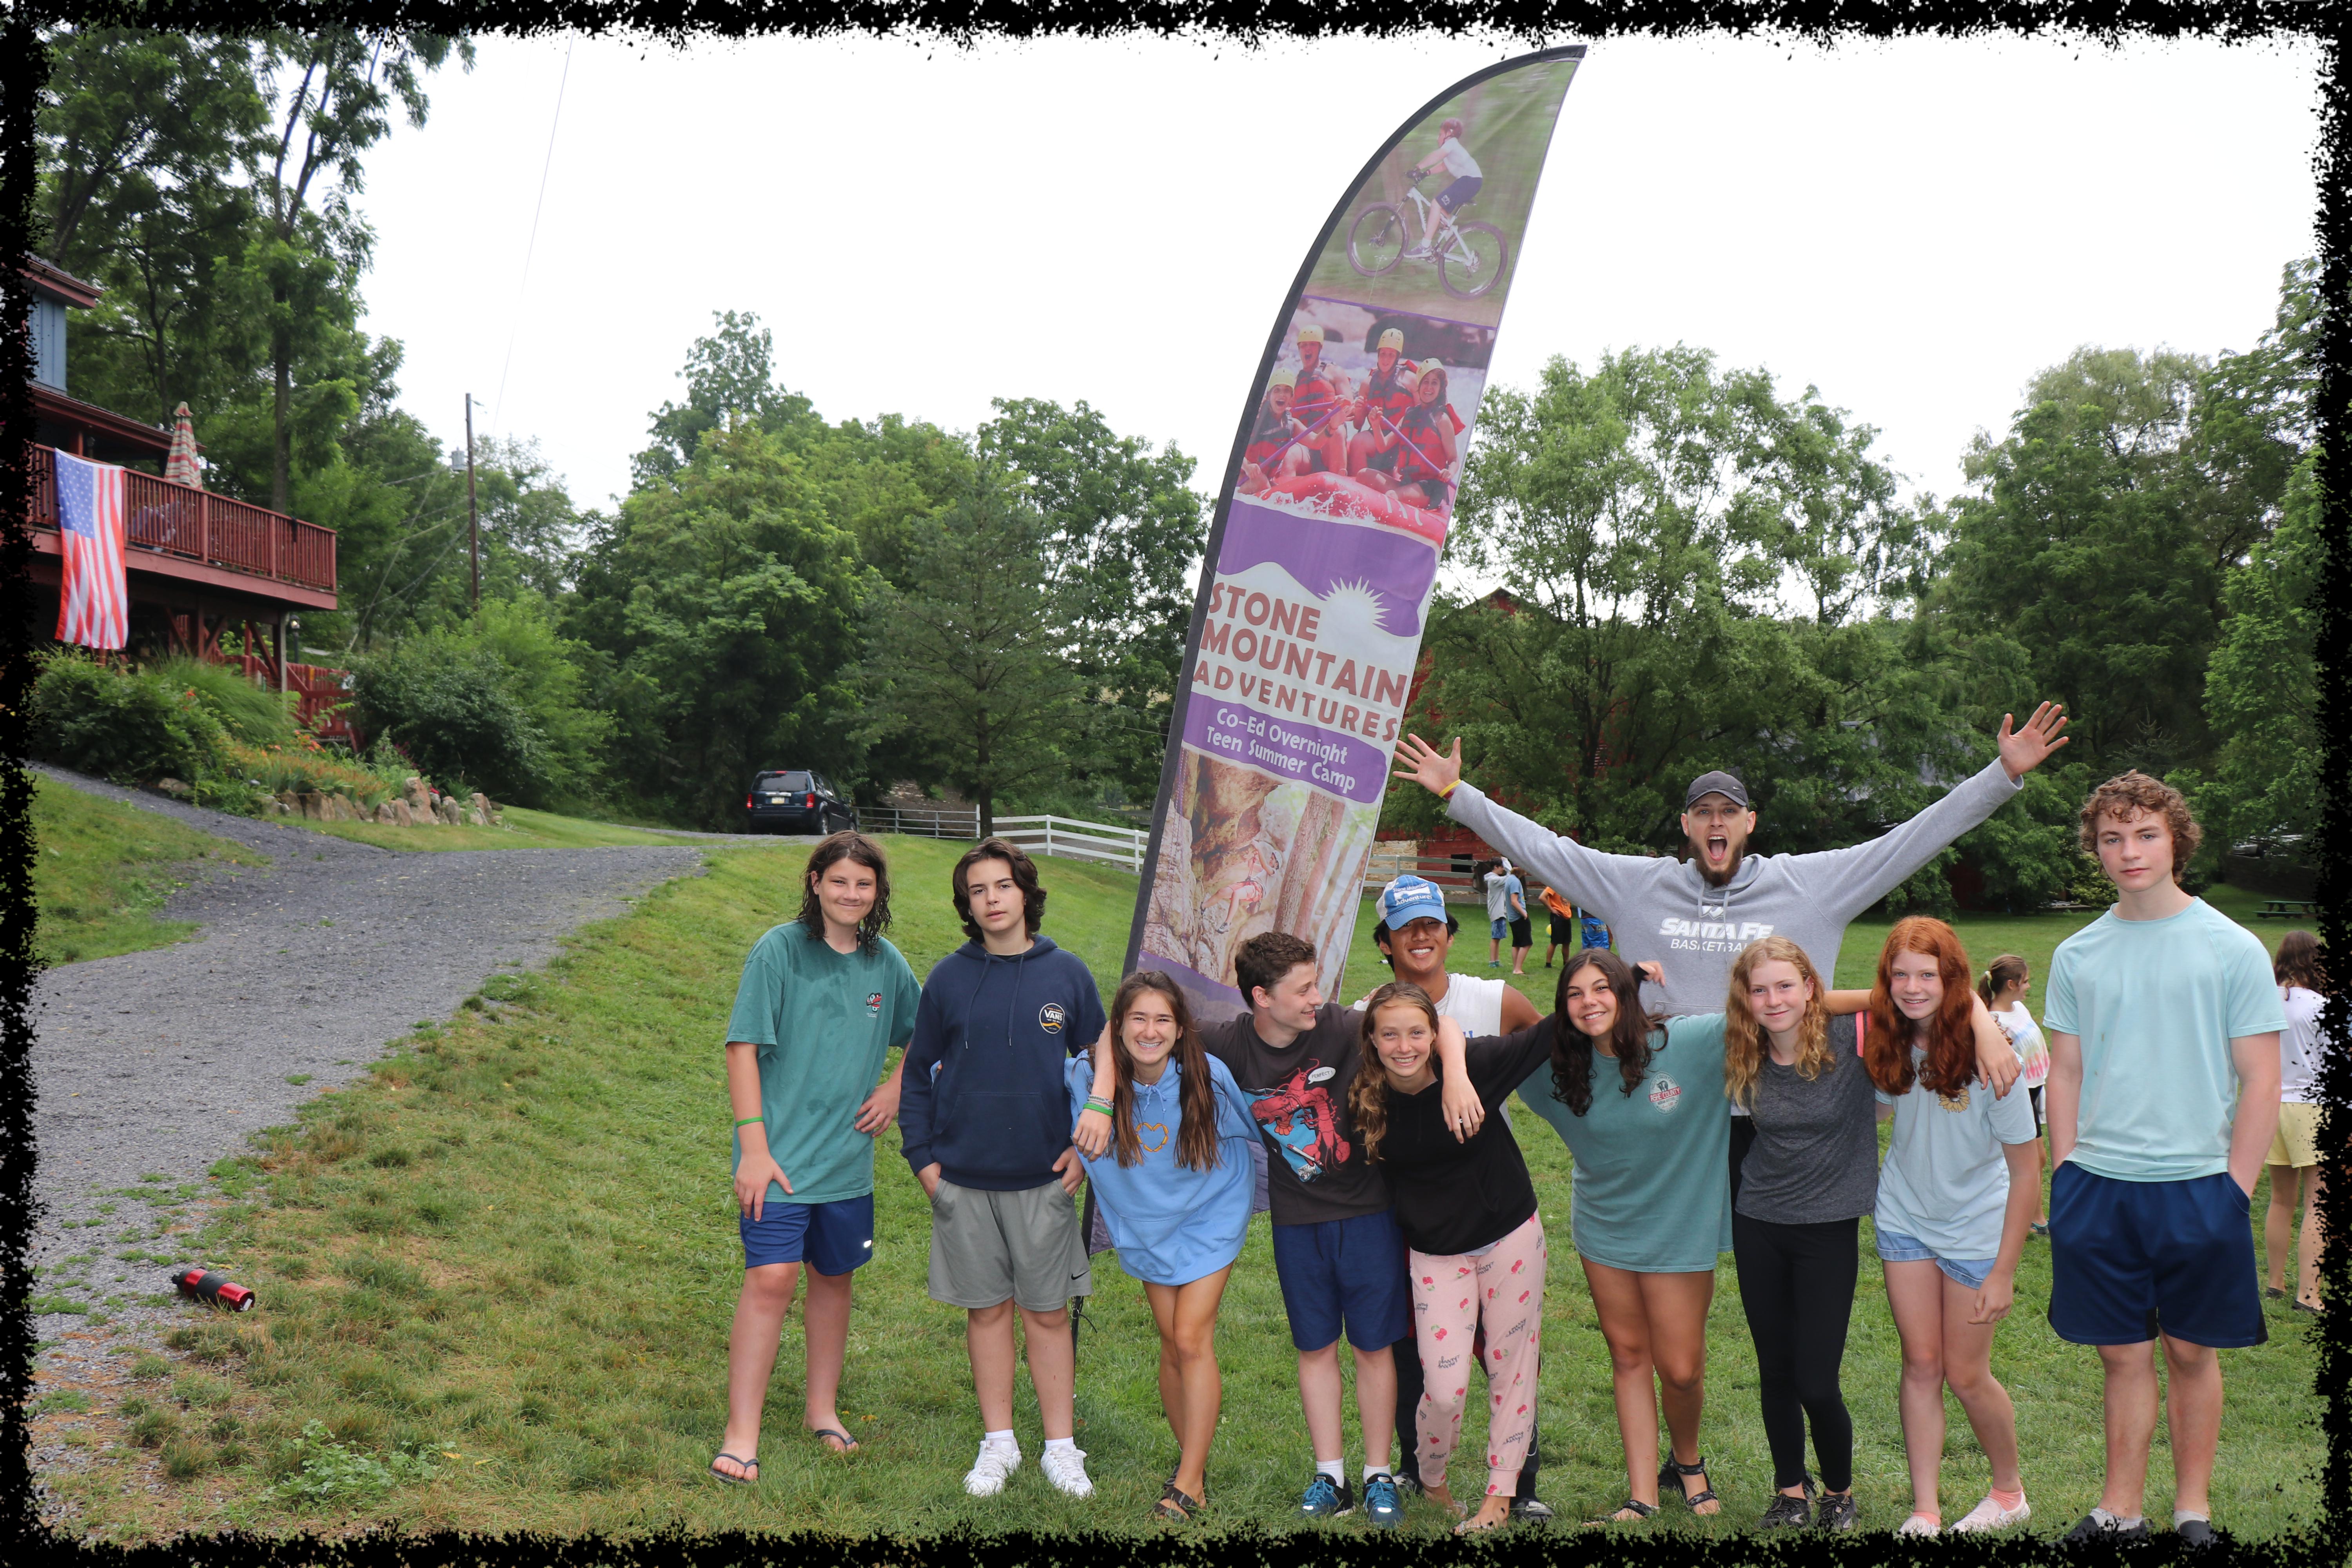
[54, 450, 130, 650]
[1127, 46, 1584, 1019]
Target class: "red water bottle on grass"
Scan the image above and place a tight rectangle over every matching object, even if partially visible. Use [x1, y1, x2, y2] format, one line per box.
[170, 1267, 255, 1312]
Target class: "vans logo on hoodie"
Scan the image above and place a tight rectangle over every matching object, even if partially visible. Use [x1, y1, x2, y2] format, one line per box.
[1038, 1002, 1067, 1034]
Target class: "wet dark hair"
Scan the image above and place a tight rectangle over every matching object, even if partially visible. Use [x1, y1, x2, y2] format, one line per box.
[1551, 950, 1662, 1116]
[1235, 931, 1317, 1008]
[951, 837, 1045, 943]
[797, 831, 892, 954]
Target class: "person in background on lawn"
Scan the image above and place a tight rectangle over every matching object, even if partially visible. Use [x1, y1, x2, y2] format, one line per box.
[1482, 858, 1528, 971]
[1392, 709, 2062, 1194]
[713, 832, 920, 1486]
[1540, 886, 1575, 968]
[1864, 920, 2041, 1537]
[1349, 981, 1551, 1534]
[1073, 931, 1481, 1527]
[1977, 956, 2053, 1236]
[2263, 929, 2329, 1315]
[1359, 875, 1549, 1520]
[899, 839, 1108, 1501]
[2043, 773, 2284, 1547]
[1066, 972, 1258, 1521]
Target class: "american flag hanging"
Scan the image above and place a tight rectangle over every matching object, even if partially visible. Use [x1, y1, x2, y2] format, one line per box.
[55, 451, 129, 650]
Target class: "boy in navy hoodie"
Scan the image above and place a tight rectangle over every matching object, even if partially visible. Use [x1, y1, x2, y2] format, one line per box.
[900, 838, 1108, 1501]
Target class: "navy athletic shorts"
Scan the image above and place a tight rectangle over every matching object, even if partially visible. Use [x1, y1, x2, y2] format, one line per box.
[2047, 1163, 2264, 1348]
[740, 1193, 875, 1276]
[1270, 1209, 1412, 1353]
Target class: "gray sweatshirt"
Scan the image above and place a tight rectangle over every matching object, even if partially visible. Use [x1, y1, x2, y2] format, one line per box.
[1445, 758, 2022, 1019]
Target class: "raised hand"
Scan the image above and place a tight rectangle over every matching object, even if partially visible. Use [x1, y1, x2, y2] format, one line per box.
[1996, 702, 2071, 781]
[1392, 733, 1463, 797]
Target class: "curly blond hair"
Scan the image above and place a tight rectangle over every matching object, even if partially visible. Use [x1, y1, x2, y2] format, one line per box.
[1724, 936, 1833, 1111]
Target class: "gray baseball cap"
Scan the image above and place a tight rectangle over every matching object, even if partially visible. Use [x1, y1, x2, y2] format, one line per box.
[1683, 770, 1751, 810]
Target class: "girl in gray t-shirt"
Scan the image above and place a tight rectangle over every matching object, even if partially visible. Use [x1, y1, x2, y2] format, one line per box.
[1860, 920, 2040, 1538]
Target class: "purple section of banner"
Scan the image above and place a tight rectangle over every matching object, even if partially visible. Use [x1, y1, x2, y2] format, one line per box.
[1180, 702, 1389, 806]
[1145, 956, 1246, 1024]
[1216, 498, 1439, 639]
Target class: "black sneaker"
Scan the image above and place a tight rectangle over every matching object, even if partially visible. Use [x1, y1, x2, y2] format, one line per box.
[2064, 1512, 2152, 1545]
[2176, 1518, 2218, 1549]
[1759, 1491, 1812, 1528]
[1815, 1490, 1858, 1532]
[1509, 1496, 1555, 1521]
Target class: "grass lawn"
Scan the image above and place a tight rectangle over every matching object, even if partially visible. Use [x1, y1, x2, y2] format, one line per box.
[30, 775, 269, 966]
[38, 847, 2324, 1541]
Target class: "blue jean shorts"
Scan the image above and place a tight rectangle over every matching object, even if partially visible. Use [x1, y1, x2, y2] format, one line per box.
[740, 1193, 874, 1276]
[1876, 1226, 1996, 1290]
[1490, 917, 1510, 940]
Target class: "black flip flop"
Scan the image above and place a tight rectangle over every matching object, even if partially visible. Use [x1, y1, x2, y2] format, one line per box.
[709, 1451, 759, 1485]
[1154, 1481, 1203, 1521]
[1660, 1455, 1719, 1510]
[810, 1426, 860, 1454]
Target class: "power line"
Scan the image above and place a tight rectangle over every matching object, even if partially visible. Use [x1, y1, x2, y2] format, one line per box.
[488, 35, 573, 437]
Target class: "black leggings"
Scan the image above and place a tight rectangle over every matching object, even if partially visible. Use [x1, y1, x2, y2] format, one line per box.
[1731, 1212, 1858, 1492]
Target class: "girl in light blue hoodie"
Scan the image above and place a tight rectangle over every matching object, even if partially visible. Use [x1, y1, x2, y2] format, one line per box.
[1067, 971, 1257, 1522]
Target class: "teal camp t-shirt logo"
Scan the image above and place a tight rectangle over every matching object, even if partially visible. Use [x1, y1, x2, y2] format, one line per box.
[866, 991, 882, 1016]
[1647, 1074, 1682, 1112]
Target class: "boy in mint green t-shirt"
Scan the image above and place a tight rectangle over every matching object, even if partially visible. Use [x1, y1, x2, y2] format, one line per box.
[2043, 775, 2283, 1549]
[710, 835, 920, 1488]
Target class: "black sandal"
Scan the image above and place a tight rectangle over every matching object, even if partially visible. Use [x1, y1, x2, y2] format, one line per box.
[1584, 1497, 1658, 1526]
[1659, 1455, 1719, 1510]
[1153, 1481, 1203, 1521]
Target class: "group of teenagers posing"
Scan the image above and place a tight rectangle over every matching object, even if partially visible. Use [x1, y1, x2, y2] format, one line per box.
[711, 700, 2304, 1544]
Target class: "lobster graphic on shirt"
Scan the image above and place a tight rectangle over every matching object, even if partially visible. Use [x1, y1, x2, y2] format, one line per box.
[1251, 1062, 1351, 1183]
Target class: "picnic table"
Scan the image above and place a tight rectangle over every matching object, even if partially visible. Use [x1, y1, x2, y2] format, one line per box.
[2256, 898, 2316, 920]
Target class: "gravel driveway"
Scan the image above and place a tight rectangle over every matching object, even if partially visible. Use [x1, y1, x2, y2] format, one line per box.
[27, 766, 706, 1347]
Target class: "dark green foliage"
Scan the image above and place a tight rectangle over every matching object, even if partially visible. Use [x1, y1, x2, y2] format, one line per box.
[30, 650, 232, 784]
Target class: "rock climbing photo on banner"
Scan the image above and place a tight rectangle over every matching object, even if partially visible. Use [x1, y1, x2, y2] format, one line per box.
[1130, 47, 1583, 1018]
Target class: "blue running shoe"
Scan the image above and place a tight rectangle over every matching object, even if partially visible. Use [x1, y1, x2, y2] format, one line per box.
[1300, 1473, 1356, 1517]
[1362, 1473, 1404, 1528]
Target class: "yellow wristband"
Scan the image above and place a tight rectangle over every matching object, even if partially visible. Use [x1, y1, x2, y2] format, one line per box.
[1437, 779, 1462, 799]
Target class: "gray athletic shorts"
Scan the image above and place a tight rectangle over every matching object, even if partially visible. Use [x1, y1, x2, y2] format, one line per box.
[928, 1178, 1092, 1311]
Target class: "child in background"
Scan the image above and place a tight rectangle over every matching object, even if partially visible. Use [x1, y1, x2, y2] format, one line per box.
[1977, 956, 2051, 1235]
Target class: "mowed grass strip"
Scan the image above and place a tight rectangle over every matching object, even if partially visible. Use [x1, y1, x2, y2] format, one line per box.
[55, 845, 2325, 1540]
[262, 803, 719, 852]
[31, 775, 269, 966]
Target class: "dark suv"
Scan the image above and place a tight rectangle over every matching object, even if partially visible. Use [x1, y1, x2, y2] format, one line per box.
[744, 770, 858, 836]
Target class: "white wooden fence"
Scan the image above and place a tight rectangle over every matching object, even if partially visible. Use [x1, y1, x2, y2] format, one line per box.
[995, 815, 1148, 873]
[859, 804, 980, 839]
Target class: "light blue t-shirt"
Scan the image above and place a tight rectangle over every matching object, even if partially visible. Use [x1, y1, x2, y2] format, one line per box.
[1066, 1052, 1258, 1287]
[2043, 897, 2286, 1183]
[1875, 1042, 2040, 1261]
[1516, 1014, 1732, 1272]
[1504, 875, 1526, 917]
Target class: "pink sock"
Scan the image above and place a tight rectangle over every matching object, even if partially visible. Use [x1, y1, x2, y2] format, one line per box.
[1991, 1486, 2025, 1509]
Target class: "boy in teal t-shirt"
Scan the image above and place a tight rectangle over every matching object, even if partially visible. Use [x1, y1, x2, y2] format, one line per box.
[710, 835, 920, 1488]
[2042, 775, 2283, 1549]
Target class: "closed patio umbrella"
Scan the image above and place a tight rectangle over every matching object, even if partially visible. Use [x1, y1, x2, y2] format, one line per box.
[164, 402, 202, 488]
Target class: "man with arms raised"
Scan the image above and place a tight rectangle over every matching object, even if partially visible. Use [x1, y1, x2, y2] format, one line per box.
[900, 840, 1107, 1501]
[2043, 774, 2283, 1547]
[1394, 708, 2067, 1181]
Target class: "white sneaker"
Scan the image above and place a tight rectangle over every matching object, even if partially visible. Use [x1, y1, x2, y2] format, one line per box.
[964, 1442, 1021, 1497]
[1040, 1444, 1094, 1497]
[1952, 1493, 2030, 1532]
[1897, 1514, 1941, 1537]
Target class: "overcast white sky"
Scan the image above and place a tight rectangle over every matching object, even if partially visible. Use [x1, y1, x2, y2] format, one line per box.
[354, 30, 2321, 518]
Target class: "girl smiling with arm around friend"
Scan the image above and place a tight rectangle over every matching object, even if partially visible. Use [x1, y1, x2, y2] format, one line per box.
[1349, 982, 1555, 1535]
[1065, 973, 1259, 1522]
[1863, 920, 2041, 1537]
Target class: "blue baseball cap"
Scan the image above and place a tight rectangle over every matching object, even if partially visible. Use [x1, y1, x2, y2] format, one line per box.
[1377, 874, 1449, 930]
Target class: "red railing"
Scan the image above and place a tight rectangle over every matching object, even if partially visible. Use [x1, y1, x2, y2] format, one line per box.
[27, 443, 337, 594]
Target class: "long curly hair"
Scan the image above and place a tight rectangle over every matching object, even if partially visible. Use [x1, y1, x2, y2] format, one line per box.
[1105, 972, 1223, 1172]
[1864, 918, 1979, 1097]
[1550, 949, 1663, 1117]
[2276, 930, 2328, 995]
[795, 831, 892, 954]
[1724, 936, 1832, 1111]
[1350, 980, 1439, 1163]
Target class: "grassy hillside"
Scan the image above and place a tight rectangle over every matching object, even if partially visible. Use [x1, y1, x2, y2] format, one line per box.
[31, 777, 268, 966]
[32, 843, 2321, 1542]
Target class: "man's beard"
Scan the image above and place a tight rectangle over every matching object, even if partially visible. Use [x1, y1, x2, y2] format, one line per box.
[1690, 839, 1744, 887]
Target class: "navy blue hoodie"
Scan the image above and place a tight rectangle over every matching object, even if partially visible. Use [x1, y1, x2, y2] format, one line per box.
[898, 936, 1107, 1192]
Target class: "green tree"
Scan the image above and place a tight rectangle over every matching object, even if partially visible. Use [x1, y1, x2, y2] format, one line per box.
[2200, 449, 2320, 850]
[978, 397, 1203, 804]
[630, 309, 817, 487]
[859, 467, 1085, 838]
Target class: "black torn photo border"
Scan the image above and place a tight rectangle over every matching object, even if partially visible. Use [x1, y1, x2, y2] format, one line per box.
[0, 0, 2341, 1564]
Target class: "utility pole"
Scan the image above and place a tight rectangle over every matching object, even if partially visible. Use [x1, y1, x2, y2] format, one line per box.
[465, 393, 481, 609]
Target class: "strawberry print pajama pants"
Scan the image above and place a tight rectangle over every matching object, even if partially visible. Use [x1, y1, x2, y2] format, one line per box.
[1409, 1209, 1546, 1497]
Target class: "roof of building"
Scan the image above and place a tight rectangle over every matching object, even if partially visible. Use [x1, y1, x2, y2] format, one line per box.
[23, 256, 103, 310]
